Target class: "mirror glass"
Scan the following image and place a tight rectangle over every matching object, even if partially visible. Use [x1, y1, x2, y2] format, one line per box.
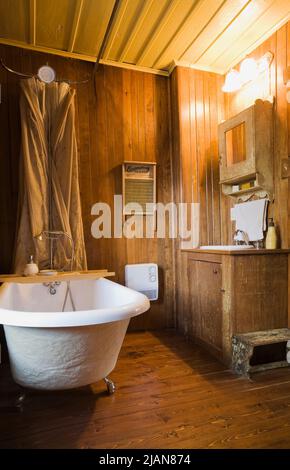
[225, 122, 246, 166]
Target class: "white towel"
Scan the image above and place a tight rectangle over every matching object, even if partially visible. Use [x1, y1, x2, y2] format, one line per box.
[234, 199, 268, 241]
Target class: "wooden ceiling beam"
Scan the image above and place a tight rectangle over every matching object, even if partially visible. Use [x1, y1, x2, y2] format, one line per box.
[29, 0, 36, 45]
[0, 38, 169, 76]
[67, 0, 84, 53]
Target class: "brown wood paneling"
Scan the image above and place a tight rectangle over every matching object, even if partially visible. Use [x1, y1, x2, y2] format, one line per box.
[0, 44, 174, 330]
[224, 24, 290, 248]
[170, 66, 223, 334]
[173, 21, 290, 338]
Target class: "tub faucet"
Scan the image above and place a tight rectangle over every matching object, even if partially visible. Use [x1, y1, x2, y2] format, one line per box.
[233, 229, 250, 245]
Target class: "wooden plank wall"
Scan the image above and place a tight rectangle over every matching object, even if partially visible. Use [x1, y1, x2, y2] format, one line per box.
[171, 21, 290, 336]
[170, 66, 224, 334]
[224, 22, 290, 248]
[0, 44, 175, 330]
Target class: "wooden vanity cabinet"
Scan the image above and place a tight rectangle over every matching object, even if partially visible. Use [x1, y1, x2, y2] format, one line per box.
[186, 250, 289, 365]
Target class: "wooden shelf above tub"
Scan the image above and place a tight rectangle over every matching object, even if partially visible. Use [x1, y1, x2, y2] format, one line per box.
[0, 269, 115, 284]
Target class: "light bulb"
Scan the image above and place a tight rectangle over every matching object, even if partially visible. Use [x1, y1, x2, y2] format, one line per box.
[239, 58, 258, 84]
[222, 69, 242, 93]
[258, 57, 269, 73]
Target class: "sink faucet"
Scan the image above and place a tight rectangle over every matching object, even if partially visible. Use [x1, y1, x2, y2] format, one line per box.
[233, 229, 250, 246]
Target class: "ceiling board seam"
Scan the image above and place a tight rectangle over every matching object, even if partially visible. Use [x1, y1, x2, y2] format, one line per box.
[177, 0, 228, 62]
[105, 0, 144, 62]
[137, 0, 182, 66]
[134, 0, 174, 65]
[118, 0, 156, 62]
[67, 0, 84, 52]
[114, 0, 146, 61]
[29, 0, 36, 45]
[151, 0, 201, 69]
[186, 0, 252, 64]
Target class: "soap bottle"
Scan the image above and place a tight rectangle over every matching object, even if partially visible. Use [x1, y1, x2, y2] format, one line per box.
[265, 218, 277, 249]
[23, 255, 39, 276]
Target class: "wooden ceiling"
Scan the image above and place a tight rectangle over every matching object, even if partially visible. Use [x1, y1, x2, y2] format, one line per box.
[0, 0, 290, 75]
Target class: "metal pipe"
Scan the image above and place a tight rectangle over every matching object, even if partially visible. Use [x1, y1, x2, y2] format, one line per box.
[93, 0, 121, 75]
[0, 59, 33, 79]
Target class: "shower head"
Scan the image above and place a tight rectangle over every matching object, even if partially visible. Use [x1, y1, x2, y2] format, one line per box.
[37, 65, 56, 83]
[0, 59, 90, 85]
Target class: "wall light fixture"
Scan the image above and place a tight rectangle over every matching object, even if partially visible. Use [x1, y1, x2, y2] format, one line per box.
[222, 51, 273, 93]
[222, 68, 242, 93]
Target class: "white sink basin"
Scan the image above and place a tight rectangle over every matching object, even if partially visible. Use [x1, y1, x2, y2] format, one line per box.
[200, 245, 254, 250]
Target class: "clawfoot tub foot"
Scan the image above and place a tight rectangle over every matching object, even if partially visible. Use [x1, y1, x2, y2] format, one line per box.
[104, 377, 116, 395]
[14, 392, 26, 411]
[0, 391, 26, 413]
[15, 392, 26, 409]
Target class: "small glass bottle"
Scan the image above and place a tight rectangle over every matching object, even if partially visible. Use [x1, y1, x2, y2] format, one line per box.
[265, 218, 277, 249]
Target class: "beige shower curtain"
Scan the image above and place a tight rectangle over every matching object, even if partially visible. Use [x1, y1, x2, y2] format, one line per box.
[14, 77, 87, 273]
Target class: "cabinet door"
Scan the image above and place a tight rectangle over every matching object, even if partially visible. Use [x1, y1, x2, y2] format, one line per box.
[198, 261, 222, 351]
[188, 260, 223, 353]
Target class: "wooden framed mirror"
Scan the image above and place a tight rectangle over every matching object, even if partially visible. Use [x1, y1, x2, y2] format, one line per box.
[219, 105, 255, 183]
[218, 99, 273, 199]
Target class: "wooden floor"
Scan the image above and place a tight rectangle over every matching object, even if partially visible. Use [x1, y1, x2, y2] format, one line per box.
[1, 330, 290, 449]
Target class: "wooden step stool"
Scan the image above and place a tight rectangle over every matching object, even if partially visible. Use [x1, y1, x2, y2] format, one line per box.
[232, 328, 290, 377]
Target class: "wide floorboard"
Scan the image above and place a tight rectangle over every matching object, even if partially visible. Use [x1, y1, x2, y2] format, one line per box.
[1, 330, 290, 449]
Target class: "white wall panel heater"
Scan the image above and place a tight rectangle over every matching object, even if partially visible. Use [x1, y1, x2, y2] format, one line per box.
[125, 263, 158, 301]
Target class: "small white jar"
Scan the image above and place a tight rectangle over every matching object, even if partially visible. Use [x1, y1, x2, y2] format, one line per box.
[23, 255, 39, 276]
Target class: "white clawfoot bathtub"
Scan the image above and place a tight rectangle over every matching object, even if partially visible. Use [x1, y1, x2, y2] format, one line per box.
[0, 278, 150, 390]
